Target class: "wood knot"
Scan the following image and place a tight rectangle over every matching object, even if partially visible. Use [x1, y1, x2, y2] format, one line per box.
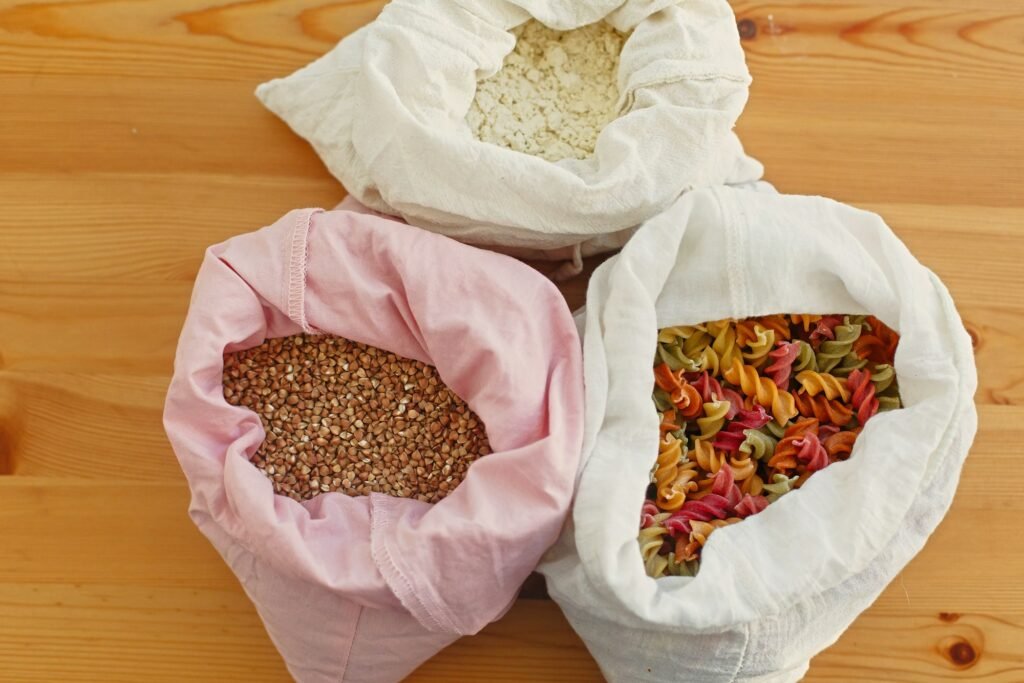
[737, 18, 757, 40]
[963, 323, 981, 351]
[938, 612, 960, 623]
[939, 635, 980, 669]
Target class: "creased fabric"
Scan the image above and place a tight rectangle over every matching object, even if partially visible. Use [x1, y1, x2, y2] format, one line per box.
[165, 208, 584, 682]
[539, 187, 977, 682]
[256, 0, 762, 271]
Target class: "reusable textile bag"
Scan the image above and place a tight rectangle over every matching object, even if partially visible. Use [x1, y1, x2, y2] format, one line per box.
[163, 207, 584, 682]
[255, 0, 763, 275]
[539, 186, 978, 682]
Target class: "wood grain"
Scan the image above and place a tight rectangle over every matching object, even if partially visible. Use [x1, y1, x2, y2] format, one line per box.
[1, 0, 1023, 680]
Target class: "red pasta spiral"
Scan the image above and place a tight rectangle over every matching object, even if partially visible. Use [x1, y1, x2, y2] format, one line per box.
[809, 315, 843, 346]
[764, 341, 800, 389]
[712, 405, 771, 452]
[734, 494, 768, 517]
[847, 369, 879, 425]
[640, 500, 661, 528]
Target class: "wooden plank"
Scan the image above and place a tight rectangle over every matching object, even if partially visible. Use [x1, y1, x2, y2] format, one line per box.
[807, 613, 1024, 682]
[0, 583, 290, 683]
[732, 1, 1024, 207]
[0, 482, 231, 588]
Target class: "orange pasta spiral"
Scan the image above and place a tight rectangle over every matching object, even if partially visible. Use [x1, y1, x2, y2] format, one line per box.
[654, 363, 705, 420]
[654, 435, 698, 511]
[723, 358, 798, 425]
[823, 429, 860, 462]
[794, 370, 850, 402]
[793, 390, 853, 426]
[853, 316, 899, 363]
[659, 408, 681, 435]
[675, 518, 742, 562]
[754, 314, 792, 342]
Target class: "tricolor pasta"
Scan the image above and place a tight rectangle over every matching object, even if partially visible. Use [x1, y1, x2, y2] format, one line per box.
[640, 314, 903, 577]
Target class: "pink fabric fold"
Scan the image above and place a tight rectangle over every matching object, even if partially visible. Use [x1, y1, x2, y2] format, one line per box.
[164, 207, 584, 681]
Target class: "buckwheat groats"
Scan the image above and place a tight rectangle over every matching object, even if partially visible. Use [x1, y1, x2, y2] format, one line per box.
[223, 334, 491, 503]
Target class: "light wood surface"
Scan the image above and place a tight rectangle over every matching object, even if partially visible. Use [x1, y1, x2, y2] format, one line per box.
[1, 0, 1023, 680]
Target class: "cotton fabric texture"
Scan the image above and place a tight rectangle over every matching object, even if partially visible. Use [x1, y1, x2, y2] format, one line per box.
[164, 208, 584, 682]
[539, 186, 978, 682]
[255, 0, 763, 276]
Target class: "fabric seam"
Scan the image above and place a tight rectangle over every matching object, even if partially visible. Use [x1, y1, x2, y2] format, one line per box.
[286, 208, 324, 334]
[370, 499, 457, 635]
[731, 620, 751, 682]
[720, 188, 749, 316]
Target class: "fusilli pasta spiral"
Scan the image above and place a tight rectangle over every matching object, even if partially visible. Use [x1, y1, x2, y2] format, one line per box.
[723, 358, 799, 425]
[795, 370, 851, 402]
[816, 322, 862, 372]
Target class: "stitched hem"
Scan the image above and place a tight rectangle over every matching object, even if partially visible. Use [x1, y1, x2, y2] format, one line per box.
[718, 188, 749, 317]
[730, 621, 751, 683]
[287, 208, 324, 333]
[369, 496, 461, 635]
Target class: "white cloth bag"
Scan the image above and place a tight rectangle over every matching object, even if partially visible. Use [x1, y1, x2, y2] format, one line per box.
[539, 186, 978, 682]
[256, 0, 763, 273]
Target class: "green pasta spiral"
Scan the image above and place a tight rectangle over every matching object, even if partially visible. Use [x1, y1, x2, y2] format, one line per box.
[763, 420, 787, 439]
[739, 428, 778, 461]
[817, 323, 862, 372]
[763, 473, 799, 502]
[871, 363, 897, 393]
[831, 352, 868, 378]
[878, 396, 901, 412]
[665, 554, 700, 577]
[793, 340, 818, 373]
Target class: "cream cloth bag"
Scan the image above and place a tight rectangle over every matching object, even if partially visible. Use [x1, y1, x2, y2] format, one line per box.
[256, 0, 762, 274]
[540, 186, 977, 682]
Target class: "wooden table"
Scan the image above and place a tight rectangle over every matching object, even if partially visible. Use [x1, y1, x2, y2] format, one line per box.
[1, 0, 1022, 680]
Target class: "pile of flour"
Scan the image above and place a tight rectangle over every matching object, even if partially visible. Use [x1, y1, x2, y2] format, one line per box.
[466, 20, 626, 162]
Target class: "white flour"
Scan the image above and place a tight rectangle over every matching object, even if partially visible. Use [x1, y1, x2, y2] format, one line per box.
[467, 20, 626, 162]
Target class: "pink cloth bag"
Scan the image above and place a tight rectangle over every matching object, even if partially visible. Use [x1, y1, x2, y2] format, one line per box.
[163, 208, 584, 682]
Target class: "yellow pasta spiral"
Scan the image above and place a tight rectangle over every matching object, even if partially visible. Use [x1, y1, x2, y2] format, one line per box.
[728, 454, 758, 483]
[695, 399, 732, 440]
[678, 518, 743, 561]
[794, 370, 851, 402]
[742, 324, 775, 367]
[658, 325, 702, 343]
[723, 357, 798, 425]
[790, 314, 822, 332]
[639, 519, 670, 576]
[707, 321, 741, 376]
[691, 438, 726, 472]
[654, 435, 698, 511]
